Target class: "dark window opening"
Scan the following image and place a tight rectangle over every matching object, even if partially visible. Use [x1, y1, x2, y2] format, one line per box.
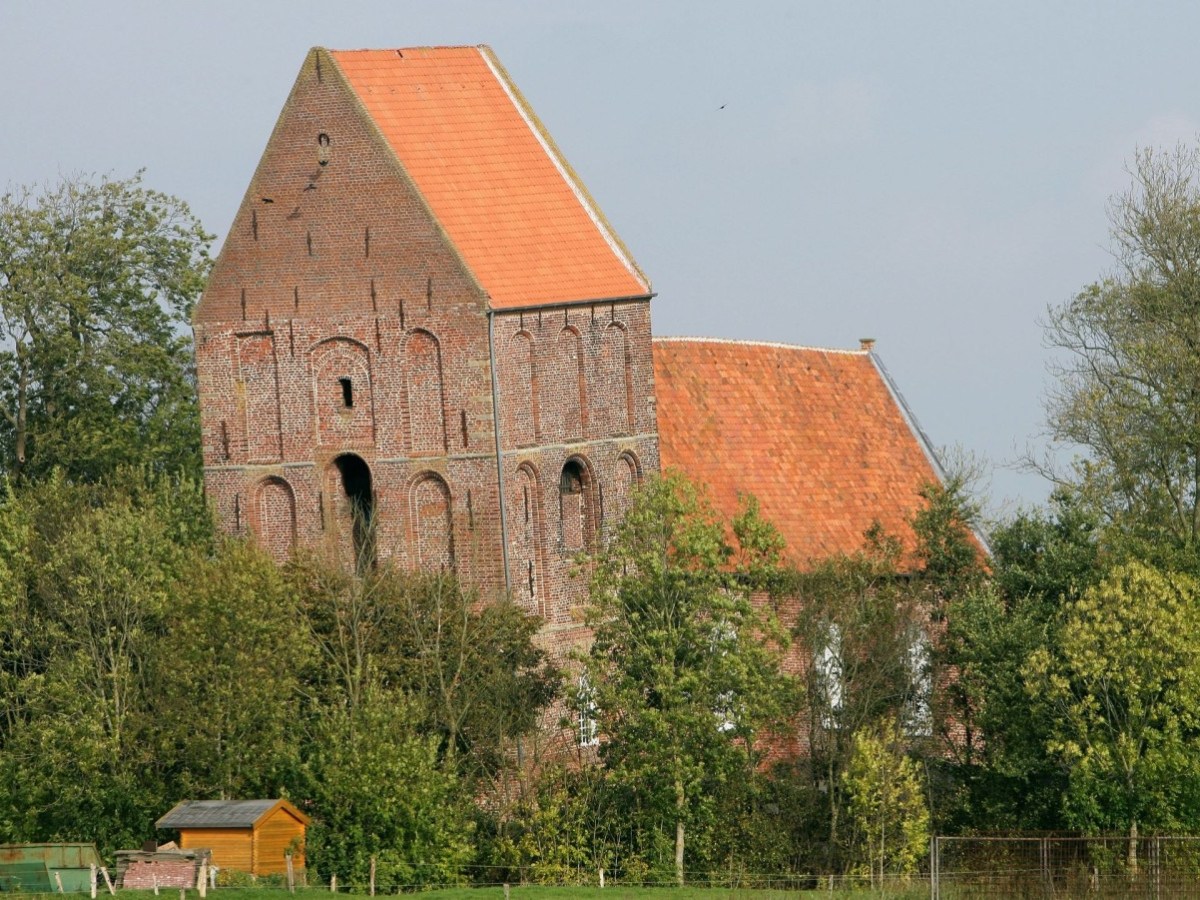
[560, 458, 592, 550]
[561, 460, 585, 495]
[334, 453, 374, 571]
[339, 377, 354, 408]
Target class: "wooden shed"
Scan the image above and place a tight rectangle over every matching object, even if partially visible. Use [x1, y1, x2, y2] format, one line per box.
[155, 800, 308, 876]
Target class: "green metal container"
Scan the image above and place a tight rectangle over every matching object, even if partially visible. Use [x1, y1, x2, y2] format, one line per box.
[0, 844, 101, 893]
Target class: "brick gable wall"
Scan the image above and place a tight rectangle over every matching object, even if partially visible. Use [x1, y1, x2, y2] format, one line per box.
[196, 48, 660, 623]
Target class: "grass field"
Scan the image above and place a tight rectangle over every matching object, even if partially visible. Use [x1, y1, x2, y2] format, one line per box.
[48, 886, 927, 900]
[13, 886, 929, 900]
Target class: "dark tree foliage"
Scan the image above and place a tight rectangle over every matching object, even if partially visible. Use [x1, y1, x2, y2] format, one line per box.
[289, 558, 560, 782]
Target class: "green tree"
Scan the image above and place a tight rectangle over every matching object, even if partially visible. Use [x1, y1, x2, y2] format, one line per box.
[153, 539, 310, 801]
[842, 721, 929, 886]
[0, 173, 211, 482]
[934, 493, 1099, 833]
[1044, 142, 1200, 564]
[582, 474, 795, 885]
[1029, 562, 1200, 849]
[793, 528, 930, 870]
[301, 682, 474, 890]
[291, 560, 559, 781]
[0, 471, 211, 850]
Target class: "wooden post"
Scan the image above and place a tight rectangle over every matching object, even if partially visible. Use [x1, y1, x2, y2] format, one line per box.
[503, 884, 510, 900]
[198, 863, 207, 898]
[91, 864, 98, 900]
[180, 890, 186, 900]
[599, 868, 605, 889]
[153, 875, 159, 897]
[285, 853, 295, 894]
[930, 836, 939, 900]
[55, 871, 64, 893]
[100, 867, 116, 896]
[330, 874, 337, 894]
[369, 857, 376, 897]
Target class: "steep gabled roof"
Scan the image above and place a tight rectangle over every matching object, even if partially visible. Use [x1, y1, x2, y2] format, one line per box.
[329, 46, 650, 310]
[156, 799, 309, 830]
[652, 337, 944, 564]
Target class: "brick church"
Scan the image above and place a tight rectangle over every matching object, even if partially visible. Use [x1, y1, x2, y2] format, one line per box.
[194, 46, 943, 639]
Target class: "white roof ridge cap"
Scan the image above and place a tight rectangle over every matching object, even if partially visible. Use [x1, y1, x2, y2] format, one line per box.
[653, 335, 868, 355]
[475, 47, 648, 293]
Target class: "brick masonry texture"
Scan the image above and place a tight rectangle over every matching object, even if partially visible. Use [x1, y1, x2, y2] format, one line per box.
[195, 47, 658, 619]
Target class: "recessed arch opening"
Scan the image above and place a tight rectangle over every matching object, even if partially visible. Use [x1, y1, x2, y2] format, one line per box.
[560, 456, 598, 550]
[334, 452, 374, 570]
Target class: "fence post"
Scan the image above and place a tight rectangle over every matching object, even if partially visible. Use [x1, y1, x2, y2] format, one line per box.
[368, 857, 375, 897]
[285, 853, 295, 894]
[1040, 837, 1050, 892]
[929, 836, 939, 900]
[1154, 836, 1161, 900]
[330, 874, 336, 894]
[153, 875, 159, 897]
[197, 863, 207, 898]
[91, 864, 98, 900]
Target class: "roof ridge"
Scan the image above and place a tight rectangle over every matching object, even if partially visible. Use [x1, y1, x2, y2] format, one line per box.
[653, 335, 869, 356]
[330, 45, 487, 52]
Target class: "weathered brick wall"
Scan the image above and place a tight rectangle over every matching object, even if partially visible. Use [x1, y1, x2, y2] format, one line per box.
[492, 300, 659, 623]
[195, 48, 661, 637]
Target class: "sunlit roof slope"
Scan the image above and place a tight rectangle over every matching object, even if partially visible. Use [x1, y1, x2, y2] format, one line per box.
[330, 46, 649, 310]
[653, 337, 944, 563]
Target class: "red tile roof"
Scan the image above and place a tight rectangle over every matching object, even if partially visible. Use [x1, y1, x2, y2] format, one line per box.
[329, 46, 649, 310]
[652, 338, 943, 564]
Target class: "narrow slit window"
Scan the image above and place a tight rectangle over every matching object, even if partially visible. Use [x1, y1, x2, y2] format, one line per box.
[339, 377, 354, 408]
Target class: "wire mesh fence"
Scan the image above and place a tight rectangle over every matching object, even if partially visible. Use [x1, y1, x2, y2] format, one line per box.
[932, 835, 1200, 899]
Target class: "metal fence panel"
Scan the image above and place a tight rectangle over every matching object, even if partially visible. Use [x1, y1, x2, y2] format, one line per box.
[932, 835, 1200, 899]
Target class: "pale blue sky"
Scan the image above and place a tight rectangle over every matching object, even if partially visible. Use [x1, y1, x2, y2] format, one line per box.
[5, 1, 1197, 512]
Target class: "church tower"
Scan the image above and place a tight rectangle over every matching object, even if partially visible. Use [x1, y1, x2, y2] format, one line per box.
[194, 46, 659, 627]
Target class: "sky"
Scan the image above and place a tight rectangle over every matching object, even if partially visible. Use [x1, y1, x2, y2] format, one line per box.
[4, 0, 1197, 514]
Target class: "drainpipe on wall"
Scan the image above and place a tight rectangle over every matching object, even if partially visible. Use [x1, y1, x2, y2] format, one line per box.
[487, 309, 513, 596]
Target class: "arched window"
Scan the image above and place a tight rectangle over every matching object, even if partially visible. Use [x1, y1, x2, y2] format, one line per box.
[510, 464, 547, 615]
[506, 331, 538, 447]
[608, 451, 642, 536]
[311, 337, 373, 447]
[333, 454, 374, 572]
[560, 457, 598, 550]
[600, 323, 633, 435]
[904, 628, 932, 737]
[815, 623, 844, 731]
[577, 673, 599, 747]
[406, 330, 448, 455]
[411, 473, 455, 572]
[254, 476, 297, 562]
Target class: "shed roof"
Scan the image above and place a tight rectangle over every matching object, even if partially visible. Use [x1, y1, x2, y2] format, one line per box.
[328, 46, 649, 310]
[156, 799, 309, 830]
[652, 337, 944, 565]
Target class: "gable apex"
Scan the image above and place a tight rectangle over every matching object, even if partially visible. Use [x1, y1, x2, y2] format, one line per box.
[326, 45, 651, 310]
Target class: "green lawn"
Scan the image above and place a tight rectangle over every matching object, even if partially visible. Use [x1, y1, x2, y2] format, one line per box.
[6, 885, 929, 900]
[51, 886, 926, 900]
